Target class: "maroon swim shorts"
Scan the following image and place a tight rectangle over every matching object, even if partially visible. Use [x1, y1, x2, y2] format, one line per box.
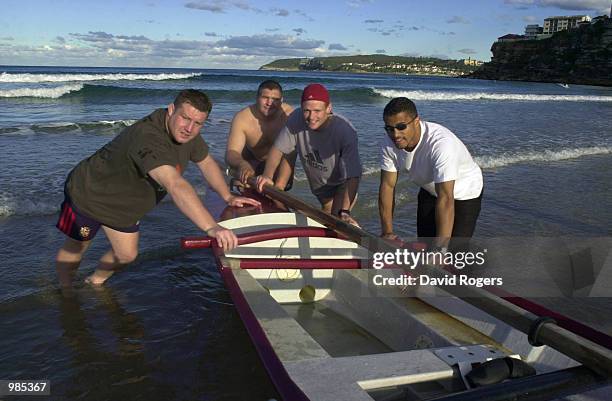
[56, 195, 139, 241]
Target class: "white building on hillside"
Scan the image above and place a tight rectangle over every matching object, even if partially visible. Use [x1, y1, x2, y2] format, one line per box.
[543, 15, 591, 34]
[524, 24, 543, 39]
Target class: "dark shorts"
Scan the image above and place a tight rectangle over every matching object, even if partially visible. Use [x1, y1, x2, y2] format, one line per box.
[56, 195, 139, 242]
[416, 187, 483, 250]
[314, 182, 347, 205]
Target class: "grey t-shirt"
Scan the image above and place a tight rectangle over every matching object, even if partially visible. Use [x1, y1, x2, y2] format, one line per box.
[274, 109, 362, 196]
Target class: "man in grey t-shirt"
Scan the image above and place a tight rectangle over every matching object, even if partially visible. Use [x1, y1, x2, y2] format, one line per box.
[256, 84, 362, 225]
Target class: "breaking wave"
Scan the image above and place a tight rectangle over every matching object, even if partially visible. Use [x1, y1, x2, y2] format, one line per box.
[0, 72, 202, 83]
[372, 88, 612, 102]
[0, 120, 137, 135]
[0, 84, 84, 98]
[0, 192, 59, 217]
[475, 146, 612, 169]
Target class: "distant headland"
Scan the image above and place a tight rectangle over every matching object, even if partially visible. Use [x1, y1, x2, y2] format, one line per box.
[259, 54, 482, 77]
[260, 17, 611, 87]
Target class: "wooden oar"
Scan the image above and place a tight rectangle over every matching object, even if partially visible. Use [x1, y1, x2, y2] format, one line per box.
[242, 175, 612, 378]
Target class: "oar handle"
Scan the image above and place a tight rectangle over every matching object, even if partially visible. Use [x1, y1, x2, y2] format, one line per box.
[181, 236, 214, 249]
[181, 227, 341, 250]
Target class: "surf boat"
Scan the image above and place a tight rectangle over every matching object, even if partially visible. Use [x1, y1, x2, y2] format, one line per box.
[182, 181, 612, 401]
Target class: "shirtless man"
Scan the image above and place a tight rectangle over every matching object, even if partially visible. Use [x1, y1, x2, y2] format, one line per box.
[225, 80, 295, 190]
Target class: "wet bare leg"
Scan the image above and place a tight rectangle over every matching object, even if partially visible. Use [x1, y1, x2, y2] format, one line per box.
[86, 227, 139, 286]
[56, 238, 91, 288]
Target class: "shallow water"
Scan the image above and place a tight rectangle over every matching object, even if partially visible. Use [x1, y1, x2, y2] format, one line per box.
[1, 66, 610, 400]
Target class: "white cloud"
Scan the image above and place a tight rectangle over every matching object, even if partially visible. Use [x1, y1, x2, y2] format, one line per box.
[185, 0, 264, 14]
[506, 0, 609, 13]
[347, 0, 374, 8]
[0, 30, 336, 69]
[185, 1, 226, 13]
[216, 34, 324, 54]
[293, 9, 314, 22]
[539, 0, 609, 12]
[328, 43, 348, 50]
[447, 16, 470, 24]
[272, 8, 289, 16]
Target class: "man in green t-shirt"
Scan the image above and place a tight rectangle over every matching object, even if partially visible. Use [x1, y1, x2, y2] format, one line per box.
[56, 89, 260, 286]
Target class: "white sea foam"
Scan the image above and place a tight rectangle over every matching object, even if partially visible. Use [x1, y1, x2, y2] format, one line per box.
[0, 84, 84, 98]
[1, 120, 138, 135]
[362, 165, 383, 176]
[475, 146, 612, 169]
[94, 119, 137, 126]
[0, 72, 202, 83]
[31, 119, 138, 132]
[362, 188, 414, 210]
[372, 88, 612, 102]
[0, 193, 58, 217]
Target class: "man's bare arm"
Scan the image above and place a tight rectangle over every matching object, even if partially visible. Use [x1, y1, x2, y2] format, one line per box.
[256, 146, 284, 192]
[434, 180, 455, 249]
[274, 151, 296, 190]
[379, 170, 398, 238]
[332, 177, 360, 214]
[196, 155, 261, 207]
[197, 155, 234, 202]
[225, 112, 254, 182]
[149, 165, 220, 233]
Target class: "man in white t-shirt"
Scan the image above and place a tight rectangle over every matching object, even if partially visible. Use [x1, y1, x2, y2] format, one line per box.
[378, 97, 483, 251]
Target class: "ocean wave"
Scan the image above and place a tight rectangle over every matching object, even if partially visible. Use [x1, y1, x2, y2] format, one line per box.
[32, 119, 137, 134]
[0, 120, 137, 135]
[0, 193, 58, 217]
[0, 84, 84, 99]
[372, 88, 612, 102]
[475, 146, 612, 169]
[0, 84, 380, 102]
[0, 72, 202, 83]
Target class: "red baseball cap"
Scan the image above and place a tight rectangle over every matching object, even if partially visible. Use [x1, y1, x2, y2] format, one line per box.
[301, 83, 330, 104]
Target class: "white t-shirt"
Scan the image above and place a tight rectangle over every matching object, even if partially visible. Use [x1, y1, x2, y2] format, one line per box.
[380, 121, 483, 200]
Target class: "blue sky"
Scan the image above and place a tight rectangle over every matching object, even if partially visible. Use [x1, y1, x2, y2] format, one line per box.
[0, 0, 609, 69]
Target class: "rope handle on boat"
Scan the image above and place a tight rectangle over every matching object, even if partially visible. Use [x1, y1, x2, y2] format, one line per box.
[528, 316, 558, 347]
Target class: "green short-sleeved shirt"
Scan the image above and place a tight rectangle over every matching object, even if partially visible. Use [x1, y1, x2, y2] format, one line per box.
[66, 108, 209, 228]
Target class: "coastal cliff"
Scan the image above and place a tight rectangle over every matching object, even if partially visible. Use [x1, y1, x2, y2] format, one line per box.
[470, 20, 612, 86]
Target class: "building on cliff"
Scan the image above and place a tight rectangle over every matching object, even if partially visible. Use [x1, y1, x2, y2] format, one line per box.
[525, 24, 544, 39]
[543, 15, 591, 34]
[469, 19, 612, 87]
[497, 34, 527, 42]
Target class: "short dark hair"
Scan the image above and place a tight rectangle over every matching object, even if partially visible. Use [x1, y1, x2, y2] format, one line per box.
[383, 97, 418, 119]
[257, 80, 283, 97]
[174, 89, 212, 113]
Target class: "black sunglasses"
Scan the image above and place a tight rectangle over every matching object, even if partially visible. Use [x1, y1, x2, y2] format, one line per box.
[384, 115, 418, 133]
